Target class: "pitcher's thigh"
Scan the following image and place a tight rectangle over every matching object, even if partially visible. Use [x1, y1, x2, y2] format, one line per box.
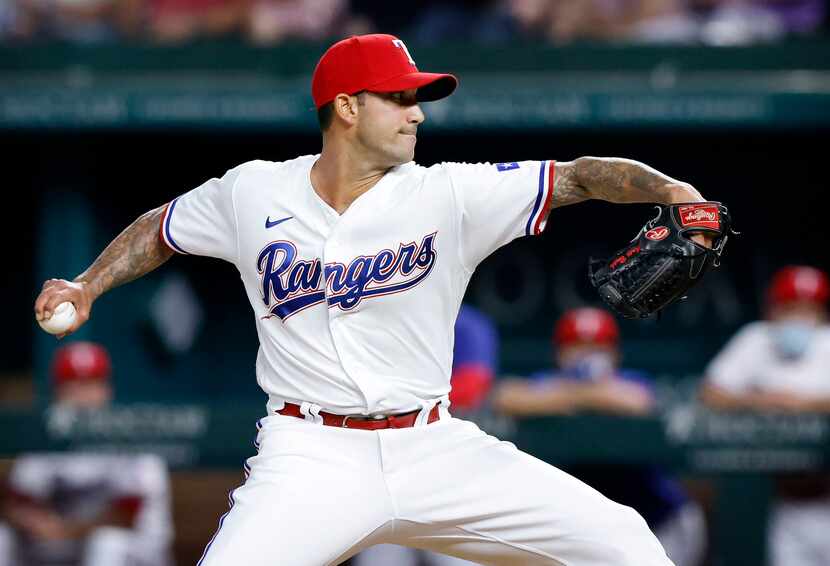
[403, 442, 673, 566]
[488, 451, 670, 565]
[198, 470, 390, 566]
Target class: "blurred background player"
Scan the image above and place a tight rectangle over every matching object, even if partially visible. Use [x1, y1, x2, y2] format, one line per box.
[447, 304, 498, 413]
[493, 307, 706, 566]
[0, 342, 174, 566]
[354, 303, 498, 566]
[700, 265, 830, 566]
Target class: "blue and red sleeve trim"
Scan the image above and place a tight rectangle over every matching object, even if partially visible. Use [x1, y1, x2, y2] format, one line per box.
[525, 160, 556, 236]
[159, 198, 189, 254]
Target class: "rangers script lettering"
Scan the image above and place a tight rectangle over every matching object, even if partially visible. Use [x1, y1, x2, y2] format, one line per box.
[258, 232, 438, 320]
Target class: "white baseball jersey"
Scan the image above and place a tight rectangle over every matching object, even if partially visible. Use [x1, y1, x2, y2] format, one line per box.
[161, 155, 555, 414]
[705, 321, 830, 396]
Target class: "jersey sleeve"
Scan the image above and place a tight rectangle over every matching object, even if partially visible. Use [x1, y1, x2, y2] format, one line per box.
[705, 323, 765, 392]
[159, 165, 243, 263]
[444, 160, 555, 270]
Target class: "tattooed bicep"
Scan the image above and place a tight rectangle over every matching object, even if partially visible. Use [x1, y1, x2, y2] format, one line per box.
[551, 161, 590, 209]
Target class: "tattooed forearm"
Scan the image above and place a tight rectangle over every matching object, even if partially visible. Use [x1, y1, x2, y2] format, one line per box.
[552, 157, 703, 208]
[74, 205, 174, 300]
[550, 161, 591, 208]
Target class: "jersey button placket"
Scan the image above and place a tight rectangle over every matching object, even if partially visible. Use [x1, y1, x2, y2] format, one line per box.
[325, 225, 379, 412]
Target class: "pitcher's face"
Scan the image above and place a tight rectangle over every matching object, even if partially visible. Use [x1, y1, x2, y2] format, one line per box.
[355, 89, 425, 166]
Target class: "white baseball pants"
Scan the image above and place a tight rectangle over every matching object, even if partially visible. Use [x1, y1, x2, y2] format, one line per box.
[198, 408, 674, 566]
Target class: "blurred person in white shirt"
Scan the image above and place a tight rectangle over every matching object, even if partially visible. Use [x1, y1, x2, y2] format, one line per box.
[701, 265, 830, 412]
[0, 342, 174, 566]
[700, 265, 830, 566]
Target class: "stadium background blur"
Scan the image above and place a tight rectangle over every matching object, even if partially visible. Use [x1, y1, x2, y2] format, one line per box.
[2, 1, 829, 564]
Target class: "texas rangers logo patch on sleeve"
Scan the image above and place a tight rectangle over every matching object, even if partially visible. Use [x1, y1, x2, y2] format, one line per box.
[257, 233, 438, 321]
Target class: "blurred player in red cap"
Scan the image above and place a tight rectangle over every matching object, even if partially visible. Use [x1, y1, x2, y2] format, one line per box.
[0, 342, 173, 566]
[494, 307, 707, 566]
[494, 308, 651, 416]
[700, 265, 830, 566]
[50, 341, 113, 409]
[701, 265, 830, 411]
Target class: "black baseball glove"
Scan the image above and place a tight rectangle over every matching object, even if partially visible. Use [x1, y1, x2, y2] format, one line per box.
[588, 202, 734, 319]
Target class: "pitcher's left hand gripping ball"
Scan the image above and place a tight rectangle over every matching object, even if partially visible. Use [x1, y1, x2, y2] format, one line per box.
[589, 202, 735, 319]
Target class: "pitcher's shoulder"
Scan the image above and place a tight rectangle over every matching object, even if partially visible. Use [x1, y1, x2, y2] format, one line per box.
[425, 160, 505, 178]
[233, 155, 316, 175]
[230, 155, 318, 191]
[409, 160, 462, 183]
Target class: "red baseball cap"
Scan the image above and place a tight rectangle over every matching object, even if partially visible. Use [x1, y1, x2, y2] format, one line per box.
[767, 265, 830, 306]
[51, 342, 112, 385]
[311, 34, 458, 109]
[554, 308, 620, 347]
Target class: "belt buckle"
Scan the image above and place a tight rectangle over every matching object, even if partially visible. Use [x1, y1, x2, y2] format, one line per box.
[342, 413, 388, 428]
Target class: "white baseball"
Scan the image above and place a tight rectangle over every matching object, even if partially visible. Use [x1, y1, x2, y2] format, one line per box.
[38, 301, 77, 335]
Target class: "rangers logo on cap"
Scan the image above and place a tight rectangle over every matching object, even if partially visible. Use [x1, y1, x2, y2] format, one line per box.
[311, 34, 458, 109]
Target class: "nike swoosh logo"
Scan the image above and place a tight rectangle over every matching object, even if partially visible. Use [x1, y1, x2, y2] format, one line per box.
[265, 216, 293, 229]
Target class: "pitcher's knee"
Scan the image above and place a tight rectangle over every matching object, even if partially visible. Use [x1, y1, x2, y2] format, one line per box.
[593, 505, 673, 566]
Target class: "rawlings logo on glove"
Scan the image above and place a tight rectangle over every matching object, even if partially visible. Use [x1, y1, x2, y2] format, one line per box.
[644, 227, 669, 241]
[678, 204, 720, 229]
[588, 202, 734, 319]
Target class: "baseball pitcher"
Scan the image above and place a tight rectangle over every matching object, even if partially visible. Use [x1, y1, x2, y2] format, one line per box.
[35, 34, 727, 565]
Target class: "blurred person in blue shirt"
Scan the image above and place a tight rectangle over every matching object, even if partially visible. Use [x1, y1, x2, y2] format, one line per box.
[447, 304, 498, 412]
[353, 304, 498, 566]
[493, 307, 706, 566]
